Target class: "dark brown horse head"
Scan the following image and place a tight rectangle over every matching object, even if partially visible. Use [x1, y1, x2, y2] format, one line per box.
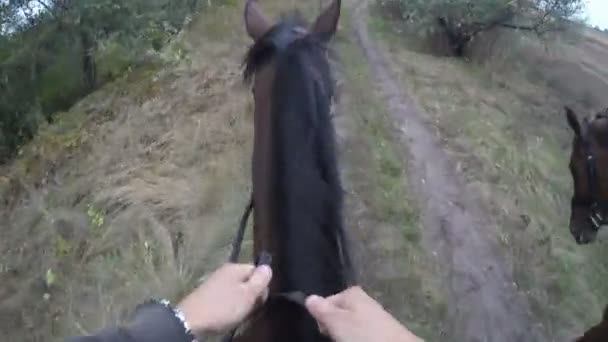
[238, 1, 354, 341]
[566, 106, 608, 244]
[576, 305, 608, 341]
[243, 0, 341, 110]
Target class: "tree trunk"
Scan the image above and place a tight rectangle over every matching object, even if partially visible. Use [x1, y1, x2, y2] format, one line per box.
[80, 29, 96, 90]
[438, 17, 473, 57]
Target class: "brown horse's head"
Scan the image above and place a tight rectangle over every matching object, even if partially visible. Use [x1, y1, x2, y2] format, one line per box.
[238, 1, 353, 341]
[243, 0, 341, 110]
[576, 306, 608, 341]
[566, 106, 608, 244]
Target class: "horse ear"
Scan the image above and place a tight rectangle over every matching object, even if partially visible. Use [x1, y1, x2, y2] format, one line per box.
[244, 0, 272, 41]
[566, 106, 581, 136]
[311, 0, 341, 41]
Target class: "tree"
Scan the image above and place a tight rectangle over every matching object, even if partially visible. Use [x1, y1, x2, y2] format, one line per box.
[383, 0, 585, 56]
[0, 0, 204, 162]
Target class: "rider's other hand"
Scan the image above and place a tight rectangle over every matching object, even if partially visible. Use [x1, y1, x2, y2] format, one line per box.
[305, 286, 423, 342]
[177, 263, 272, 335]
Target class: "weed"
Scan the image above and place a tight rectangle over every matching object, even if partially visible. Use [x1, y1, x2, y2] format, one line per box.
[55, 237, 73, 258]
[87, 204, 105, 230]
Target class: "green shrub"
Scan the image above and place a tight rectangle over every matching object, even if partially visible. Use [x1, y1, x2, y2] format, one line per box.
[0, 0, 207, 161]
[377, 0, 584, 57]
[38, 51, 86, 115]
[97, 37, 137, 81]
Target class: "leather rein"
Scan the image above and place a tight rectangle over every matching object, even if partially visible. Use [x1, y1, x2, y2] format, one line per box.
[584, 146, 608, 231]
[221, 197, 308, 342]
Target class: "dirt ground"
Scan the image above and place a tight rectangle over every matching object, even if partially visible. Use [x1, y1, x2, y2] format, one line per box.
[332, 8, 447, 339]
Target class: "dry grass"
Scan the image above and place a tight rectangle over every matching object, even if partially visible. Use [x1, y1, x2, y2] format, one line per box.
[369, 8, 608, 340]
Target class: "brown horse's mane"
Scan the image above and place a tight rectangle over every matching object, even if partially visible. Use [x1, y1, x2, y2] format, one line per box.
[242, 16, 354, 342]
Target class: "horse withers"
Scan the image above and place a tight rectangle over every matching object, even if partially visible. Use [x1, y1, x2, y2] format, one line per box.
[234, 0, 355, 341]
[565, 107, 608, 244]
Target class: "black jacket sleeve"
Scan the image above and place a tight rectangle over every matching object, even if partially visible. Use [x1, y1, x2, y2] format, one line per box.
[67, 302, 195, 342]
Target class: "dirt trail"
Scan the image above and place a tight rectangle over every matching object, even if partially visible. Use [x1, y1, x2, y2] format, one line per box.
[350, 2, 544, 341]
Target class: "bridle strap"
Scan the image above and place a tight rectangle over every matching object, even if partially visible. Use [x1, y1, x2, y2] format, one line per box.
[229, 196, 254, 263]
[221, 198, 308, 342]
[585, 147, 608, 230]
[587, 154, 598, 193]
[222, 196, 254, 342]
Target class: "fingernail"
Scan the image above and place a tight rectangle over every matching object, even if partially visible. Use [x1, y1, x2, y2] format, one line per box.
[257, 264, 272, 278]
[306, 295, 323, 306]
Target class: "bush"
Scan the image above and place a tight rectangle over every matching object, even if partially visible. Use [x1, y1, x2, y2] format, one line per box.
[38, 51, 87, 115]
[97, 37, 138, 81]
[0, 0, 206, 162]
[378, 0, 584, 57]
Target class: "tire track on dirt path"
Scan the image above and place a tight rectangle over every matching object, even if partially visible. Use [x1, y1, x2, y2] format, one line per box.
[350, 1, 544, 341]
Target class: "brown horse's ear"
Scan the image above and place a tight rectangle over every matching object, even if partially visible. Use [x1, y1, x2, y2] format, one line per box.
[311, 0, 341, 41]
[566, 106, 581, 136]
[244, 0, 272, 41]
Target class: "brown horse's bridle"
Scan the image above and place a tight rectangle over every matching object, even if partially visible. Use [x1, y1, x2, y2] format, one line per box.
[583, 136, 608, 231]
[221, 197, 308, 342]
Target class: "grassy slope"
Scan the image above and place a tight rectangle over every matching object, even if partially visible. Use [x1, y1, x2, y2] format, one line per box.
[0, 3, 255, 340]
[0, 1, 448, 341]
[369, 8, 608, 340]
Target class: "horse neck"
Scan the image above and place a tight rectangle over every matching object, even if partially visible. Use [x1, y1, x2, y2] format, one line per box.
[250, 47, 348, 342]
[270, 49, 345, 296]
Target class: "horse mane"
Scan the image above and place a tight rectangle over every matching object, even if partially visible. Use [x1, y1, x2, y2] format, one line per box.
[243, 18, 353, 341]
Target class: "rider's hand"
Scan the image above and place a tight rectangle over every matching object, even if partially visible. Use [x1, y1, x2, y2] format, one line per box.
[177, 263, 272, 335]
[305, 286, 423, 342]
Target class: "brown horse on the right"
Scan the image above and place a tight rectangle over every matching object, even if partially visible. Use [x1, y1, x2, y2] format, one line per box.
[565, 106, 608, 244]
[566, 106, 608, 341]
[577, 306, 608, 342]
